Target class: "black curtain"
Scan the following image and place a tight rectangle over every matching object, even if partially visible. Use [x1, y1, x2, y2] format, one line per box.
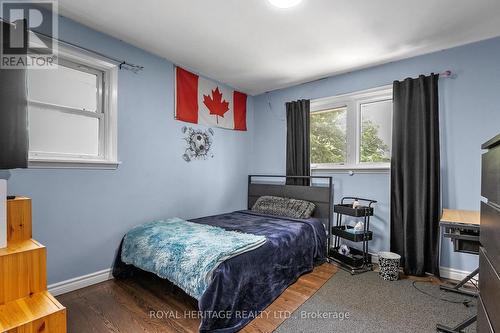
[391, 74, 440, 276]
[286, 99, 310, 186]
[0, 21, 28, 169]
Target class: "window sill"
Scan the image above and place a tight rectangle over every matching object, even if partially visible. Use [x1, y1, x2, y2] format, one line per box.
[28, 158, 121, 170]
[311, 165, 390, 174]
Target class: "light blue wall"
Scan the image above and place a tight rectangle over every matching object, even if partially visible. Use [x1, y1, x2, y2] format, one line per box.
[2, 16, 254, 284]
[251, 37, 500, 273]
[3, 13, 498, 282]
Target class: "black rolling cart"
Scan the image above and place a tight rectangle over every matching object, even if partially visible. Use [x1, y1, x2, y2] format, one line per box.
[329, 197, 377, 274]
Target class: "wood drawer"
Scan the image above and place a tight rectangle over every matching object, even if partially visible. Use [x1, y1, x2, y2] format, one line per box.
[482, 145, 500, 205]
[480, 201, 500, 272]
[477, 296, 494, 333]
[0, 240, 47, 305]
[0, 291, 66, 332]
[479, 246, 500, 332]
[5, 309, 66, 333]
[6, 197, 32, 243]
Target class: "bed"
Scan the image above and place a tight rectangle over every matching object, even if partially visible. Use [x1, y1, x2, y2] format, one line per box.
[113, 175, 333, 332]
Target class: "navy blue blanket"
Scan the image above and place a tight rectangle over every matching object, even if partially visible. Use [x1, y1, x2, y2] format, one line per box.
[192, 210, 326, 332]
[114, 210, 326, 332]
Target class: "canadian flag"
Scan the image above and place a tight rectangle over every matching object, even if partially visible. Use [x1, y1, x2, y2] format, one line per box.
[175, 67, 247, 131]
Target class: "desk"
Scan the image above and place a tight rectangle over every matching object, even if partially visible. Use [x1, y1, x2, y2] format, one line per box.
[437, 209, 480, 333]
[441, 209, 480, 254]
[441, 209, 480, 226]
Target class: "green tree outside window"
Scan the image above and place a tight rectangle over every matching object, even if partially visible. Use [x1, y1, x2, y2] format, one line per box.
[311, 111, 390, 164]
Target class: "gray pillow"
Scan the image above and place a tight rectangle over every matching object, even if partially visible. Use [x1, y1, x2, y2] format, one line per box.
[251, 195, 315, 219]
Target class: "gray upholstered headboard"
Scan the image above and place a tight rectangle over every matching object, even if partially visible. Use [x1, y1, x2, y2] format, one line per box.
[247, 175, 333, 221]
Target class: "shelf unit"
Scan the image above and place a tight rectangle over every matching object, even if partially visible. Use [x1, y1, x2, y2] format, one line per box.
[0, 197, 66, 332]
[329, 197, 377, 274]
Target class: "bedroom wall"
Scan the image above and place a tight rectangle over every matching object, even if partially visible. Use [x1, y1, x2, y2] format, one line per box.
[251, 36, 500, 275]
[0, 15, 254, 284]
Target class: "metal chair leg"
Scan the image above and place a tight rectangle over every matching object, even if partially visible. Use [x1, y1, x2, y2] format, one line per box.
[436, 315, 477, 333]
[439, 267, 479, 297]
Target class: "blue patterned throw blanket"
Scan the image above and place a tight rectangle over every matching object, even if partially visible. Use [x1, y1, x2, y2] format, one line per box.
[121, 217, 266, 299]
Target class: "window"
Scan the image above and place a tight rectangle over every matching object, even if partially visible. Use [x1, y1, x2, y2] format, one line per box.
[311, 106, 347, 165]
[310, 86, 392, 170]
[27, 39, 118, 169]
[359, 99, 392, 163]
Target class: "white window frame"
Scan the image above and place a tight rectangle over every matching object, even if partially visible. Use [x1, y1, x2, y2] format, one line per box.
[310, 85, 393, 173]
[27, 35, 119, 169]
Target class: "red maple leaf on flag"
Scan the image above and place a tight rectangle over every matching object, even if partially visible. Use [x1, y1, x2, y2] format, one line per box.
[203, 87, 229, 118]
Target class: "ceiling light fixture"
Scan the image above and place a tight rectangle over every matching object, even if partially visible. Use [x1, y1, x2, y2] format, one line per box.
[268, 0, 302, 9]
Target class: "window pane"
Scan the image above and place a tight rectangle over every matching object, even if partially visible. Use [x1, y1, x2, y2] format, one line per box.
[28, 65, 98, 111]
[29, 105, 99, 156]
[360, 99, 392, 163]
[311, 107, 347, 164]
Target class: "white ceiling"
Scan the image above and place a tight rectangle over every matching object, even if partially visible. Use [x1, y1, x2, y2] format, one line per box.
[58, 0, 500, 95]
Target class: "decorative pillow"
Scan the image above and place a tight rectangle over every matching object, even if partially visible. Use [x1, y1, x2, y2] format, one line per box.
[251, 196, 315, 219]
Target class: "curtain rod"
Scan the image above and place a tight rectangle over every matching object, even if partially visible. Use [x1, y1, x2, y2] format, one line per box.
[439, 70, 452, 78]
[1, 17, 144, 73]
[34, 30, 144, 73]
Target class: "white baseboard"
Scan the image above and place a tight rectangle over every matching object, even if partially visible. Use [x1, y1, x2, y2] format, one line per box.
[439, 266, 473, 281]
[48, 268, 113, 296]
[46, 264, 473, 297]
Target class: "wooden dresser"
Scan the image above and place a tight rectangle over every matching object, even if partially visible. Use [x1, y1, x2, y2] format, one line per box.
[0, 197, 66, 332]
[478, 134, 500, 333]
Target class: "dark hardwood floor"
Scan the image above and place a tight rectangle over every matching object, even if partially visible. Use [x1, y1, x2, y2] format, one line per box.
[56, 263, 337, 333]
